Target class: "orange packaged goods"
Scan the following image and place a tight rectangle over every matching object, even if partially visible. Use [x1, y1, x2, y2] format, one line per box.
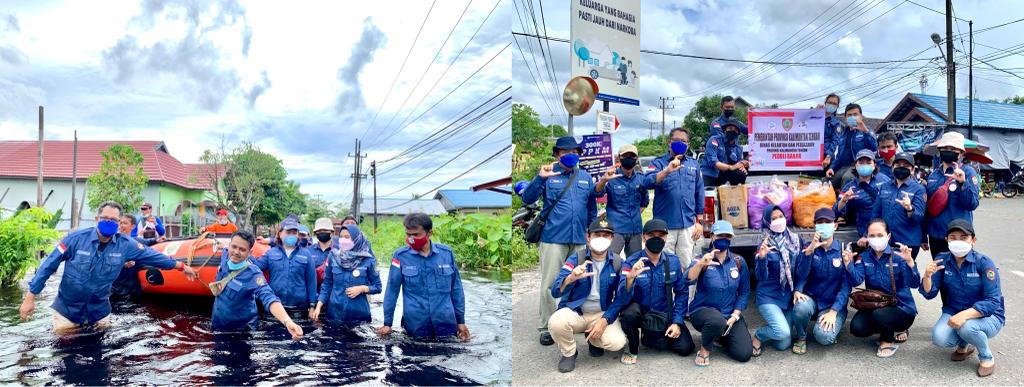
[793, 180, 837, 228]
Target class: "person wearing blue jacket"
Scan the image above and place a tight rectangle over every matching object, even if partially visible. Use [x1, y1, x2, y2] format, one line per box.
[378, 213, 470, 341]
[847, 219, 921, 358]
[826, 103, 878, 193]
[700, 120, 749, 187]
[708, 95, 747, 139]
[920, 219, 1004, 378]
[819, 93, 842, 172]
[875, 132, 899, 180]
[547, 220, 627, 373]
[924, 131, 980, 259]
[131, 202, 165, 238]
[644, 128, 705, 267]
[750, 205, 803, 356]
[312, 224, 381, 325]
[686, 220, 752, 366]
[595, 144, 649, 258]
[253, 217, 317, 318]
[615, 219, 693, 365]
[19, 201, 198, 334]
[791, 208, 852, 352]
[110, 213, 163, 299]
[834, 149, 891, 240]
[872, 152, 927, 259]
[521, 136, 596, 345]
[209, 231, 302, 340]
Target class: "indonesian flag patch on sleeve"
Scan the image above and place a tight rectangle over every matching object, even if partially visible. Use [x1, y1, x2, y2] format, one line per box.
[56, 242, 67, 254]
[562, 261, 575, 271]
[621, 266, 631, 276]
[986, 268, 996, 281]
[391, 258, 401, 268]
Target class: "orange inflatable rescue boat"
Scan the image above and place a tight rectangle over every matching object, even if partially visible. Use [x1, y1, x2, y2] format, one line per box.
[138, 233, 270, 296]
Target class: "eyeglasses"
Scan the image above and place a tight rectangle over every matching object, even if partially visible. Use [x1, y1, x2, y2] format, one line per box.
[140, 207, 150, 211]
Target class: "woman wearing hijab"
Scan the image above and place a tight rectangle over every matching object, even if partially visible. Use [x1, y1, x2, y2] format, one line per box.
[750, 205, 803, 356]
[312, 224, 382, 325]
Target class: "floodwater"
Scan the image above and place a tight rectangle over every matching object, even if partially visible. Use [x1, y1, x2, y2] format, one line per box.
[0, 267, 511, 385]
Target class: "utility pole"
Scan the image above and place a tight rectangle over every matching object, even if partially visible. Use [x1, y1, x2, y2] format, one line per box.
[37, 106, 43, 207]
[659, 97, 675, 137]
[919, 73, 928, 94]
[370, 160, 378, 232]
[945, 0, 956, 123]
[71, 131, 78, 229]
[968, 19, 974, 140]
[348, 139, 367, 220]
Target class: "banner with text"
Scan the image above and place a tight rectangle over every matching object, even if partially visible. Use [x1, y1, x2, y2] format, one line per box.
[579, 133, 613, 176]
[747, 109, 826, 172]
[570, 0, 640, 106]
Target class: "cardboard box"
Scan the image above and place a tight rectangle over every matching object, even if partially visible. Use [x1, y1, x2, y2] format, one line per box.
[717, 184, 749, 229]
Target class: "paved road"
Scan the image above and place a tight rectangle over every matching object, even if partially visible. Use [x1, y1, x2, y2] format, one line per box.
[512, 197, 1024, 384]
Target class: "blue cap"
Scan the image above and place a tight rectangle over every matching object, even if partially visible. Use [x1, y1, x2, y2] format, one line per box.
[855, 149, 875, 161]
[552, 136, 582, 155]
[814, 208, 836, 222]
[297, 225, 309, 235]
[280, 217, 299, 231]
[711, 220, 735, 236]
[894, 152, 915, 164]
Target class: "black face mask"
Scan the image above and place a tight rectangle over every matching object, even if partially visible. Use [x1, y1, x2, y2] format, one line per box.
[893, 166, 912, 181]
[725, 130, 739, 141]
[939, 150, 960, 164]
[315, 232, 332, 243]
[620, 157, 637, 169]
[723, 109, 735, 118]
[645, 236, 666, 254]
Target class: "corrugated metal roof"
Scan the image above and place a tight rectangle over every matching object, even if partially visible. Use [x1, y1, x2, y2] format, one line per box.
[921, 109, 944, 122]
[911, 93, 1024, 130]
[434, 189, 510, 210]
[359, 198, 447, 215]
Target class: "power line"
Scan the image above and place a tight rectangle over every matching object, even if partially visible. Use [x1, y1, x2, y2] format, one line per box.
[380, 144, 512, 211]
[906, 0, 968, 22]
[513, 0, 565, 124]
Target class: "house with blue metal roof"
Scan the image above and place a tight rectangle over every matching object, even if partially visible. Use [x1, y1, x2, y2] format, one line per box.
[435, 189, 511, 215]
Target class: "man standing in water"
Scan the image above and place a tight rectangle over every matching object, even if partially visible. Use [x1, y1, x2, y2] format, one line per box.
[19, 201, 199, 334]
[378, 213, 470, 341]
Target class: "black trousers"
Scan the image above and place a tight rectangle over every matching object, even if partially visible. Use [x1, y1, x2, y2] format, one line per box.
[928, 236, 949, 260]
[849, 306, 916, 343]
[619, 302, 695, 356]
[611, 233, 643, 258]
[702, 170, 747, 188]
[688, 307, 753, 363]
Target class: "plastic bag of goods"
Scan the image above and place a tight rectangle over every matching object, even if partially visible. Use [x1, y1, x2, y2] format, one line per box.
[793, 180, 837, 228]
[747, 180, 794, 229]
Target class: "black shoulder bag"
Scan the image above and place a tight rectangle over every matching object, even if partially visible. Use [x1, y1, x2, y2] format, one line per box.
[642, 258, 675, 332]
[524, 169, 578, 243]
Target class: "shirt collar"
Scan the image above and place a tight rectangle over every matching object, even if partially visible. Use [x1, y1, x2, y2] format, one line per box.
[553, 164, 573, 175]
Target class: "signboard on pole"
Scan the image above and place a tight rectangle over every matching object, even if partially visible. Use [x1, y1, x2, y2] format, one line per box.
[596, 111, 619, 133]
[747, 109, 826, 172]
[570, 0, 640, 106]
[579, 133, 613, 175]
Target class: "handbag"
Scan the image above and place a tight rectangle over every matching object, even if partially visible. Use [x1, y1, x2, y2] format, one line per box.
[524, 169, 578, 243]
[926, 176, 953, 217]
[850, 254, 898, 311]
[642, 258, 674, 332]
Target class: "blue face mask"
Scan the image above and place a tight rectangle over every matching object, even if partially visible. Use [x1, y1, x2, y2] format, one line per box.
[670, 141, 688, 155]
[825, 104, 838, 114]
[815, 223, 835, 239]
[283, 235, 298, 247]
[559, 153, 579, 168]
[846, 116, 859, 127]
[712, 237, 731, 252]
[97, 219, 118, 237]
[227, 258, 247, 271]
[856, 164, 875, 177]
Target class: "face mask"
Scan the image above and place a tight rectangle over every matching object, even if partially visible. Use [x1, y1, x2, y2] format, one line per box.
[856, 164, 875, 177]
[725, 130, 739, 141]
[620, 157, 637, 169]
[939, 150, 959, 164]
[769, 217, 787, 233]
[559, 153, 579, 168]
[948, 240, 973, 257]
[815, 223, 835, 239]
[893, 166, 912, 181]
[846, 116, 859, 127]
[879, 149, 896, 160]
[227, 259, 247, 271]
[406, 234, 429, 251]
[219, 219, 228, 225]
[316, 232, 332, 243]
[97, 219, 119, 237]
[712, 237, 731, 251]
[589, 237, 612, 253]
[339, 238, 355, 251]
[825, 104, 838, 114]
[283, 235, 298, 247]
[723, 109, 735, 118]
[645, 236, 666, 254]
[670, 141, 688, 155]
[868, 236, 889, 252]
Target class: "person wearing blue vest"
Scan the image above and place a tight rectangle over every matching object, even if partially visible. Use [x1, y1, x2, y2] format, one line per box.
[923, 131, 980, 259]
[547, 220, 627, 373]
[312, 223, 381, 326]
[379, 213, 470, 341]
[791, 208, 853, 352]
[252, 217, 317, 318]
[709, 95, 748, 139]
[826, 103, 878, 193]
[750, 205, 803, 356]
[834, 149, 891, 240]
[615, 219, 693, 365]
[20, 201, 199, 334]
[131, 202, 165, 238]
[209, 230, 303, 340]
[847, 219, 921, 358]
[521, 136, 596, 345]
[920, 219, 1004, 377]
[701, 119, 748, 187]
[686, 220, 752, 366]
[644, 128, 705, 267]
[875, 132, 899, 180]
[819, 93, 842, 172]
[872, 152, 927, 259]
[306, 217, 338, 290]
[595, 144, 649, 258]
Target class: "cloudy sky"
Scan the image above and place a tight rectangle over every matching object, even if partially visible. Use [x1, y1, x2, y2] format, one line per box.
[0, 0, 510, 207]
[512, 0, 1024, 151]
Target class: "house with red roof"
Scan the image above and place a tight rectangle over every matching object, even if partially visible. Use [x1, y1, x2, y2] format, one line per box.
[0, 140, 225, 231]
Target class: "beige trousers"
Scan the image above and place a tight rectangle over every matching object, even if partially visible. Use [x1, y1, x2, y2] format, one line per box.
[547, 308, 627, 357]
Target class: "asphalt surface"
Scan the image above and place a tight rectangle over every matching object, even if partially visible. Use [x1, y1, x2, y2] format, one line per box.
[511, 197, 1024, 384]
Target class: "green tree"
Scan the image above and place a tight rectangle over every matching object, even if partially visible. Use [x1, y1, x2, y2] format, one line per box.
[302, 196, 335, 225]
[681, 94, 748, 150]
[634, 134, 669, 157]
[1002, 96, 1024, 105]
[512, 103, 566, 209]
[0, 208, 60, 287]
[254, 179, 307, 227]
[86, 144, 149, 212]
[222, 143, 287, 230]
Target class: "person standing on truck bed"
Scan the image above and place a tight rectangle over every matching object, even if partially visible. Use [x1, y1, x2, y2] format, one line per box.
[872, 152, 927, 259]
[923, 132, 980, 259]
[834, 149, 891, 242]
[818, 93, 842, 173]
[826, 103, 878, 193]
[596, 144, 649, 258]
[709, 96, 748, 139]
[875, 132, 899, 180]
[644, 128, 705, 268]
[701, 119, 749, 186]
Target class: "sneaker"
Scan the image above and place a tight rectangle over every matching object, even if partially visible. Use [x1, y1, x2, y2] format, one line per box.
[558, 350, 578, 373]
[588, 342, 605, 357]
[539, 331, 554, 346]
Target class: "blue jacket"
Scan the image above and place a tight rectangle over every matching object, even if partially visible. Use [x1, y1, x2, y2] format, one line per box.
[644, 153, 705, 229]
[847, 247, 921, 316]
[305, 244, 333, 270]
[596, 168, 648, 234]
[925, 164, 980, 238]
[700, 134, 743, 179]
[754, 205, 802, 311]
[613, 250, 688, 325]
[131, 216, 165, 237]
[253, 245, 317, 309]
[872, 178, 927, 247]
[383, 242, 466, 338]
[686, 251, 750, 319]
[521, 164, 597, 244]
[28, 228, 180, 324]
[876, 158, 894, 180]
[919, 251, 1005, 325]
[833, 173, 891, 236]
[823, 113, 841, 158]
[795, 239, 852, 313]
[110, 236, 160, 298]
[710, 115, 747, 139]
[317, 253, 382, 324]
[830, 126, 878, 172]
[211, 252, 281, 332]
[550, 249, 623, 323]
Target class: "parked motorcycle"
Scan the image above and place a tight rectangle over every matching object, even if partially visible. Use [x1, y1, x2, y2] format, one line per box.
[1002, 170, 1024, 198]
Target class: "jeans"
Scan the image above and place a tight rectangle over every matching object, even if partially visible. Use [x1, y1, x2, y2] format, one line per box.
[850, 306, 915, 343]
[619, 302, 695, 356]
[791, 298, 848, 345]
[932, 313, 1003, 361]
[754, 304, 793, 350]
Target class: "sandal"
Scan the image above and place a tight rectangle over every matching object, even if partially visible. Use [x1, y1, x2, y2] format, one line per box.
[695, 350, 710, 367]
[951, 345, 975, 362]
[620, 352, 638, 365]
[895, 330, 909, 343]
[876, 344, 899, 358]
[751, 340, 763, 357]
[792, 339, 807, 355]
